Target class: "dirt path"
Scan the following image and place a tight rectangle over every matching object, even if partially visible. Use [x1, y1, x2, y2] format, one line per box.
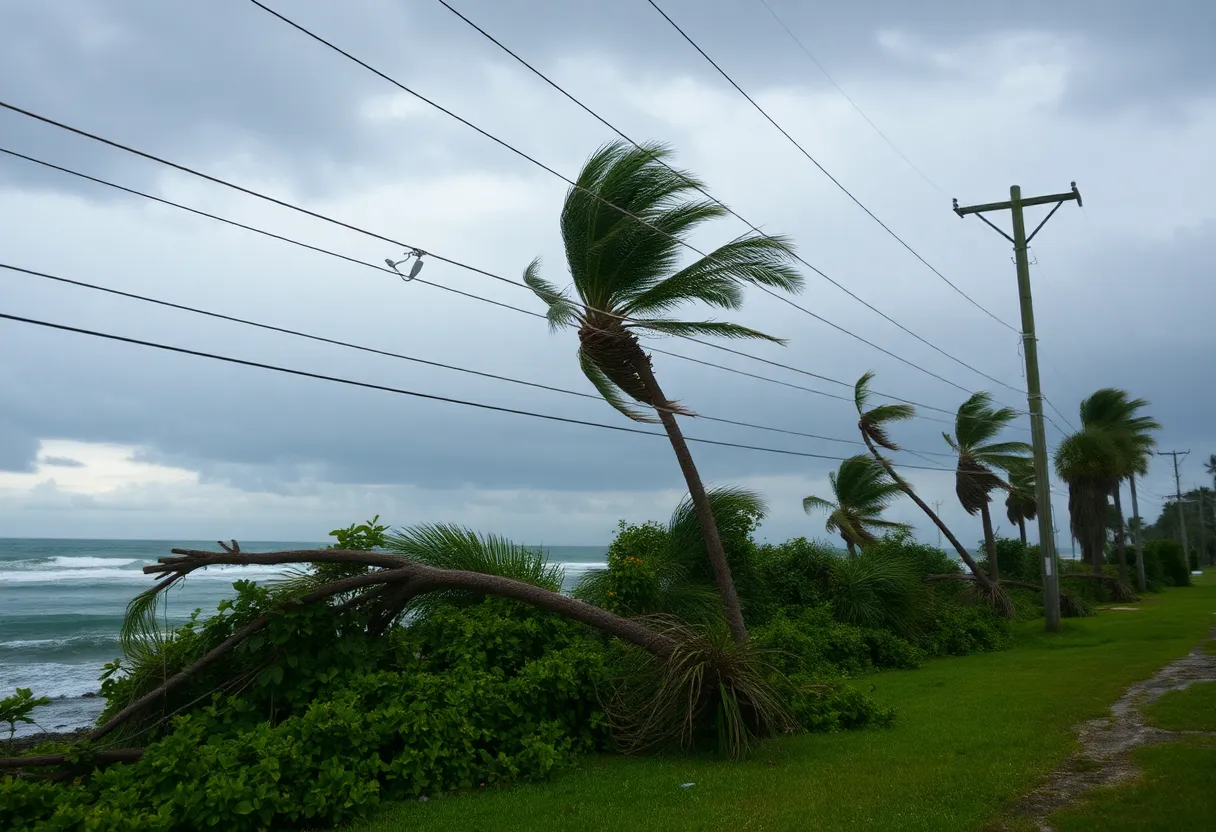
[1005, 628, 1216, 831]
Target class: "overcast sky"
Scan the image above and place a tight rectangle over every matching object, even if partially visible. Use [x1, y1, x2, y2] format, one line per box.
[1, 0, 1213, 549]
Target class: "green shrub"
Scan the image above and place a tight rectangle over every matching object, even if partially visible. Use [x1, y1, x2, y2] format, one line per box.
[915, 602, 1010, 658]
[752, 605, 923, 678]
[783, 674, 895, 733]
[748, 537, 835, 621]
[2, 598, 611, 832]
[1145, 540, 1191, 587]
[1, 688, 49, 749]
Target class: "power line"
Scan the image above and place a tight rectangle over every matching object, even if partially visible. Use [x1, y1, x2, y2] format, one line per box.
[431, 0, 1023, 397]
[752, 0, 947, 195]
[0, 260, 955, 459]
[643, 0, 1019, 333]
[0, 310, 957, 471]
[0, 124, 979, 426]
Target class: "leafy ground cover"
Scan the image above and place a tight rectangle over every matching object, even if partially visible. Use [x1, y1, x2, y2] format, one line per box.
[349, 577, 1216, 832]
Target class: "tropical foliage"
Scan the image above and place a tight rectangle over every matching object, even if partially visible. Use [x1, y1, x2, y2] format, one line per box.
[1055, 389, 1160, 579]
[1005, 461, 1038, 546]
[942, 392, 1031, 582]
[802, 455, 910, 555]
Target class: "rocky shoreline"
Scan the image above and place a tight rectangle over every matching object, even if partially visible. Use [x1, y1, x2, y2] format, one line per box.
[6, 727, 91, 754]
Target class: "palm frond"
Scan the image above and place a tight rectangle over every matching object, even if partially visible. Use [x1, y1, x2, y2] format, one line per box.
[578, 345, 660, 423]
[667, 486, 768, 567]
[627, 319, 785, 343]
[621, 234, 801, 317]
[802, 495, 836, 514]
[522, 258, 579, 332]
[383, 524, 563, 591]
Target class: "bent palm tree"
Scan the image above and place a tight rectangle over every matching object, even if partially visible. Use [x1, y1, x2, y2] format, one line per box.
[802, 455, 910, 556]
[1005, 460, 1038, 547]
[943, 392, 1031, 582]
[852, 372, 997, 592]
[1078, 389, 1161, 581]
[525, 141, 803, 643]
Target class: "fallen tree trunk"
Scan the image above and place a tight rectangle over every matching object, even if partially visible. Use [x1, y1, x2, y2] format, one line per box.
[0, 748, 143, 771]
[83, 544, 678, 743]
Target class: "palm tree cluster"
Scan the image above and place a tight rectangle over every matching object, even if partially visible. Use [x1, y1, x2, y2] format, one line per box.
[1054, 389, 1161, 589]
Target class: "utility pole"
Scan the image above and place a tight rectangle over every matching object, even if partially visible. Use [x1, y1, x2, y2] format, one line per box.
[1159, 450, 1191, 570]
[953, 183, 1081, 634]
[932, 500, 944, 548]
[1195, 489, 1208, 568]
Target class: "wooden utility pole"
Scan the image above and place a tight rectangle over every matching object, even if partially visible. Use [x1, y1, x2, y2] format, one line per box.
[1159, 450, 1190, 568]
[953, 183, 1081, 634]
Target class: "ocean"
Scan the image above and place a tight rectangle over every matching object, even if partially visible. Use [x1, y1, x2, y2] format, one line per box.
[0, 538, 607, 737]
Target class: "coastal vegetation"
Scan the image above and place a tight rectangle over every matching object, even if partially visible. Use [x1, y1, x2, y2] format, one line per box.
[1, 142, 1202, 832]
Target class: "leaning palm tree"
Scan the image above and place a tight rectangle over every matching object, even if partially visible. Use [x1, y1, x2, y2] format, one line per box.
[852, 372, 998, 593]
[802, 455, 911, 556]
[943, 392, 1031, 582]
[524, 141, 803, 643]
[1079, 389, 1161, 582]
[1005, 460, 1038, 547]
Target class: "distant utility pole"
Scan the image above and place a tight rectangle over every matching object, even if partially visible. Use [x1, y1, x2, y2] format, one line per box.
[932, 500, 944, 548]
[1159, 450, 1191, 568]
[953, 183, 1081, 634]
[1190, 487, 1209, 567]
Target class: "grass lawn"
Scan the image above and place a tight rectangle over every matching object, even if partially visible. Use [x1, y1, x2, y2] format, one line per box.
[1144, 680, 1216, 732]
[350, 577, 1216, 832]
[1048, 738, 1216, 831]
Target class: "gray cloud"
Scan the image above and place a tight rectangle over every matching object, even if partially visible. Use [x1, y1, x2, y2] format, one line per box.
[39, 456, 86, 468]
[1, 0, 1213, 543]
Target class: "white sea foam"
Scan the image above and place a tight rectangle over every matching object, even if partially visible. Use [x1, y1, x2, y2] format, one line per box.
[47, 556, 140, 569]
[0, 563, 296, 584]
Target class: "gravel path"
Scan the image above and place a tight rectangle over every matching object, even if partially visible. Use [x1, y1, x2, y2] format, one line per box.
[1006, 628, 1216, 831]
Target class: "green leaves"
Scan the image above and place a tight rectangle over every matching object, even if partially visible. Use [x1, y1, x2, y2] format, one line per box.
[526, 140, 801, 420]
[1, 687, 51, 747]
[802, 456, 910, 549]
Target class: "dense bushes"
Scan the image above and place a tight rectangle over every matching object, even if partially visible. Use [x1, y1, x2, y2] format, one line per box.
[1, 520, 1015, 831]
[2, 597, 611, 832]
[1144, 540, 1191, 587]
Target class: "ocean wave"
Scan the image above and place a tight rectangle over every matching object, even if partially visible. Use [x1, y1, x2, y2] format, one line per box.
[0, 661, 103, 699]
[0, 632, 121, 654]
[0, 563, 296, 585]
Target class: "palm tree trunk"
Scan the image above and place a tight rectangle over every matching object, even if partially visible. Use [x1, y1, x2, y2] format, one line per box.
[1129, 474, 1147, 592]
[845, 538, 857, 557]
[632, 357, 748, 644]
[1111, 483, 1129, 584]
[980, 503, 1000, 582]
[1017, 517, 1027, 547]
[860, 433, 996, 592]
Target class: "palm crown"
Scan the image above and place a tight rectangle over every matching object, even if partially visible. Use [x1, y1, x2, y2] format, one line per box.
[943, 392, 1031, 514]
[803, 455, 910, 550]
[853, 371, 915, 451]
[1078, 388, 1160, 477]
[1005, 459, 1038, 527]
[523, 140, 802, 422]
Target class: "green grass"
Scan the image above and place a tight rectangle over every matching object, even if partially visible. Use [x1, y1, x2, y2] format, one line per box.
[1049, 738, 1216, 831]
[349, 580, 1216, 832]
[1144, 681, 1216, 732]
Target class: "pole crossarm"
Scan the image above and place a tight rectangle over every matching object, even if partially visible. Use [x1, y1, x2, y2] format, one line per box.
[953, 183, 1082, 245]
